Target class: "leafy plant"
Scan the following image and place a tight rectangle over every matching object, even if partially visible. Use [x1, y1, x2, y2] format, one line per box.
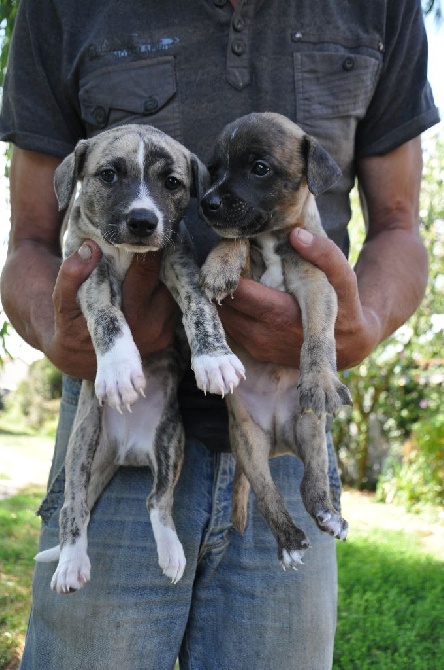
[333, 131, 444, 497]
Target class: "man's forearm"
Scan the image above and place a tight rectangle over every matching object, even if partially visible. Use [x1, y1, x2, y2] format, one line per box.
[0, 240, 61, 353]
[355, 226, 428, 346]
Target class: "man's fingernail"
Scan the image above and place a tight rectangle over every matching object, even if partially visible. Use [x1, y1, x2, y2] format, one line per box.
[295, 228, 314, 245]
[78, 243, 92, 261]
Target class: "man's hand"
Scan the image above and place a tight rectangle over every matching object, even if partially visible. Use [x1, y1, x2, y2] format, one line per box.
[121, 249, 179, 358]
[217, 229, 374, 371]
[47, 241, 179, 381]
[289, 228, 379, 369]
[46, 241, 102, 379]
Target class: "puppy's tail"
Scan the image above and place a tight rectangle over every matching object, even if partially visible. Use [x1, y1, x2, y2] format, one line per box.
[34, 545, 60, 563]
[232, 463, 250, 534]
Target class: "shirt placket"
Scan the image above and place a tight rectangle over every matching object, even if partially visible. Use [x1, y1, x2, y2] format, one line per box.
[225, 0, 255, 90]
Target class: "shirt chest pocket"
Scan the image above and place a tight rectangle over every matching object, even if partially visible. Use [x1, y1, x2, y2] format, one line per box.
[79, 56, 182, 141]
[293, 50, 381, 169]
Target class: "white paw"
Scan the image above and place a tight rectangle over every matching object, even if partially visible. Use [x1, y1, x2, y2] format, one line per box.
[50, 543, 91, 594]
[95, 342, 146, 411]
[158, 535, 186, 584]
[150, 510, 186, 584]
[192, 353, 245, 396]
[280, 548, 306, 571]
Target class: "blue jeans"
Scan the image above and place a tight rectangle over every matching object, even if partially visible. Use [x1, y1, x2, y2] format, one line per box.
[21, 376, 340, 670]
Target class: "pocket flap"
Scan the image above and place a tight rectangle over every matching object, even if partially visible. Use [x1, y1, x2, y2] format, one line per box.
[79, 57, 177, 129]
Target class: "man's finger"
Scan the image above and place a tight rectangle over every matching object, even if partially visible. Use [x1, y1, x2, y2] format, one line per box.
[224, 277, 300, 322]
[289, 228, 356, 298]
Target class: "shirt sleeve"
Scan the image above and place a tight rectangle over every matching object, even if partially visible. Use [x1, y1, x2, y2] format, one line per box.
[0, 0, 84, 157]
[355, 0, 440, 158]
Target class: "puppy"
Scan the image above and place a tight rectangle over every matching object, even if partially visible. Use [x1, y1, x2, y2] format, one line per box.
[200, 112, 351, 568]
[35, 124, 244, 592]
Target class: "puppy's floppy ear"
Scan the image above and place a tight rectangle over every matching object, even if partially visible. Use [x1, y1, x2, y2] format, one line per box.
[302, 135, 341, 197]
[190, 153, 210, 200]
[54, 139, 89, 211]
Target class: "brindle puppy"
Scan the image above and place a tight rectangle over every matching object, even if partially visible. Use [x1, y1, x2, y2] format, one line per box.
[35, 124, 244, 592]
[200, 112, 351, 568]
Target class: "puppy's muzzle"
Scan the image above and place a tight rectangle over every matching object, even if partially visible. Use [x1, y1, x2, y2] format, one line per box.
[202, 192, 223, 213]
[201, 191, 268, 236]
[126, 208, 158, 238]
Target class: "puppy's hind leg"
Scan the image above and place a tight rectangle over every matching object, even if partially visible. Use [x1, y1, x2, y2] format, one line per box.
[47, 382, 102, 594]
[295, 412, 348, 541]
[228, 398, 310, 569]
[147, 397, 186, 584]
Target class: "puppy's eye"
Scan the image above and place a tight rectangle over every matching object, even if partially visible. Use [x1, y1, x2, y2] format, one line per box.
[100, 169, 117, 184]
[164, 175, 182, 191]
[251, 161, 270, 177]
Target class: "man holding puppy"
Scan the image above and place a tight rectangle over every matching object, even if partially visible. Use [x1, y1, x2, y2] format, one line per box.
[0, 0, 439, 668]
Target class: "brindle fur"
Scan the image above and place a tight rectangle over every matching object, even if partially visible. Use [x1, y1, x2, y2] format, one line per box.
[200, 113, 351, 568]
[35, 124, 244, 592]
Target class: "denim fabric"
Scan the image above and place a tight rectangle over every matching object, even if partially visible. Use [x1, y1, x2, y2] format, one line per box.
[22, 377, 339, 670]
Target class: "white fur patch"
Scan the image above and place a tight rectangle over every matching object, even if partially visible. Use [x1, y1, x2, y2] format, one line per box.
[257, 234, 285, 290]
[103, 380, 167, 465]
[35, 545, 60, 563]
[191, 353, 245, 396]
[150, 509, 186, 584]
[95, 325, 146, 411]
[50, 537, 91, 594]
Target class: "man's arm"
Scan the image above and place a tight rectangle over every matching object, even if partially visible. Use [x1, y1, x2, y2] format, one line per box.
[1, 147, 178, 380]
[218, 137, 427, 370]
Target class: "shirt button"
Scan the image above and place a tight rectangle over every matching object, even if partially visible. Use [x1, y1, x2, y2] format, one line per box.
[233, 16, 245, 31]
[342, 56, 355, 71]
[292, 31, 303, 42]
[231, 39, 246, 56]
[92, 106, 107, 126]
[144, 97, 159, 113]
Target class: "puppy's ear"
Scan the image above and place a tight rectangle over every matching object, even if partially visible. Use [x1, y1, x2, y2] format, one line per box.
[190, 153, 210, 200]
[302, 136, 341, 196]
[54, 139, 89, 210]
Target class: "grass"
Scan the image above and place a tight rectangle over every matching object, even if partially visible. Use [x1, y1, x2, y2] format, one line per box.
[0, 487, 44, 670]
[334, 526, 444, 669]
[0, 420, 54, 498]
[0, 484, 443, 669]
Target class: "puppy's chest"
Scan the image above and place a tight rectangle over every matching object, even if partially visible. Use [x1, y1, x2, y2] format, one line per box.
[251, 234, 285, 291]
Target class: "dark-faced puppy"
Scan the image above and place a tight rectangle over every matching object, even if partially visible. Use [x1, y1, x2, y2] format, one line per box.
[35, 124, 245, 592]
[200, 112, 351, 568]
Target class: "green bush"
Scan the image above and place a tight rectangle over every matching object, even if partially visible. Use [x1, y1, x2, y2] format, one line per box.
[4, 358, 62, 432]
[377, 415, 444, 509]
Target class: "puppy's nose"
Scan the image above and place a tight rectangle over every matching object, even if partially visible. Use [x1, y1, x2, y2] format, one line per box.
[127, 209, 158, 237]
[202, 193, 222, 212]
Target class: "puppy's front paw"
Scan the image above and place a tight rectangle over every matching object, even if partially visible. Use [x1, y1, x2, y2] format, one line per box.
[50, 545, 91, 594]
[200, 262, 239, 304]
[192, 353, 245, 396]
[95, 346, 146, 412]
